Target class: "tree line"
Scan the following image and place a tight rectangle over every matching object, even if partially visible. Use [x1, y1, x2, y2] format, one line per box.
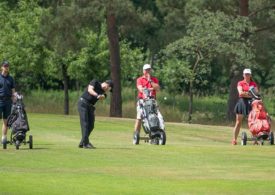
[0, 0, 274, 121]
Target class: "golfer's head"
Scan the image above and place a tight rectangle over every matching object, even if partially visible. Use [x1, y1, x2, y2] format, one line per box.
[1, 61, 10, 71]
[243, 68, 251, 78]
[103, 80, 113, 92]
[143, 64, 151, 75]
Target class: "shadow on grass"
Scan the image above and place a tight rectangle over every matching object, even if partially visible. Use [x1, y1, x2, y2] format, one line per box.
[3, 143, 54, 150]
[94, 147, 135, 150]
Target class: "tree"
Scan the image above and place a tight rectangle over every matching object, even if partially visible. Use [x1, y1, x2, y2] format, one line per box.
[0, 0, 43, 91]
[40, 0, 85, 114]
[163, 11, 255, 122]
[106, 1, 122, 117]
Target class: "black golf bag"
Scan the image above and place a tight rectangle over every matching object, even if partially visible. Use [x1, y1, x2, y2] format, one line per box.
[142, 98, 161, 133]
[5, 94, 31, 149]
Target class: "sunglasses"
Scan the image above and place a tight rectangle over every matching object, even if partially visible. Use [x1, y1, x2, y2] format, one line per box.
[2, 64, 9, 68]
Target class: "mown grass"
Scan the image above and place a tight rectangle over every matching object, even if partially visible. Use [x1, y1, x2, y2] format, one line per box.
[1, 114, 275, 194]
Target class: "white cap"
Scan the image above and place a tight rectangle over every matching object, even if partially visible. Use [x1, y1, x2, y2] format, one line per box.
[143, 64, 151, 70]
[243, 68, 251, 74]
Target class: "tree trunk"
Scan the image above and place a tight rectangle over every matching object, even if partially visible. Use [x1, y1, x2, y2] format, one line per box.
[227, 69, 242, 120]
[106, 2, 122, 117]
[61, 63, 69, 115]
[239, 0, 249, 16]
[188, 81, 193, 123]
[188, 52, 201, 123]
[227, 0, 249, 121]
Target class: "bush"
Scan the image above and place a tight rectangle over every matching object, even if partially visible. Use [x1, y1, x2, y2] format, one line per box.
[22, 88, 274, 125]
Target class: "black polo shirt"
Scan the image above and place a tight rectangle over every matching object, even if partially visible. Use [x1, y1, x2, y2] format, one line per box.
[81, 79, 106, 105]
[0, 73, 15, 104]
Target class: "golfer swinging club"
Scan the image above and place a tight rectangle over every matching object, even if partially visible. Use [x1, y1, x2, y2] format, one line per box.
[78, 79, 113, 149]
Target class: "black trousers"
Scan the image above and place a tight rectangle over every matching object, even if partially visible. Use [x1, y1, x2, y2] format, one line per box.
[78, 98, 95, 145]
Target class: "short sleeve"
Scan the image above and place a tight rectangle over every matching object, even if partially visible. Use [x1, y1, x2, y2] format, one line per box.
[89, 79, 97, 87]
[136, 77, 142, 87]
[237, 81, 242, 87]
[152, 77, 159, 84]
[252, 81, 257, 88]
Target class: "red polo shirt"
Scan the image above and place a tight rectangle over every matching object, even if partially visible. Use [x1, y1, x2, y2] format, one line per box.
[136, 76, 159, 99]
[237, 80, 257, 97]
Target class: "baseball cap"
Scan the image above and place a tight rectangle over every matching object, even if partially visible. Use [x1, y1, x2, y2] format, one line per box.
[2, 61, 9, 67]
[243, 68, 252, 74]
[105, 80, 114, 92]
[143, 64, 151, 70]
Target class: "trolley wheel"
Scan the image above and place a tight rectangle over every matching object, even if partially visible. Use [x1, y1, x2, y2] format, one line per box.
[241, 131, 247, 146]
[158, 130, 166, 145]
[269, 131, 274, 145]
[29, 135, 33, 149]
[133, 131, 140, 145]
[3, 140, 7, 149]
[15, 140, 20, 150]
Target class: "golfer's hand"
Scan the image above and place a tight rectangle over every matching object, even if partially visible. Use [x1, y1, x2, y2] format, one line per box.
[97, 95, 105, 100]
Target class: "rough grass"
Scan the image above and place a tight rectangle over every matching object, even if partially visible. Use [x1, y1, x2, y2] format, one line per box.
[22, 89, 275, 125]
[1, 114, 275, 194]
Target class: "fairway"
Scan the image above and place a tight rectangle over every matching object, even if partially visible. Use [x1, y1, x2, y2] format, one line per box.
[1, 114, 275, 195]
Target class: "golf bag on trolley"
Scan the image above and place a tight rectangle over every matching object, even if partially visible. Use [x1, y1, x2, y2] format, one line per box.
[241, 86, 274, 145]
[133, 89, 166, 145]
[3, 93, 33, 149]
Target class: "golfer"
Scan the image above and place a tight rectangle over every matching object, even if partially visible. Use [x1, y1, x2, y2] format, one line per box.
[0, 61, 16, 144]
[78, 79, 113, 149]
[133, 64, 164, 142]
[232, 68, 258, 145]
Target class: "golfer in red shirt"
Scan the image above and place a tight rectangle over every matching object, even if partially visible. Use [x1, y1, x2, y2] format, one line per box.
[133, 64, 164, 141]
[232, 68, 258, 145]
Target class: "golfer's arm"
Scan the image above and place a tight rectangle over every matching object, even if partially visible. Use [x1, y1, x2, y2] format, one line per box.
[12, 88, 16, 102]
[151, 82, 160, 92]
[238, 86, 251, 98]
[137, 85, 143, 93]
[88, 85, 98, 97]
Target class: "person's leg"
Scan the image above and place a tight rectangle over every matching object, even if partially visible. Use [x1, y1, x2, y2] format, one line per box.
[134, 100, 142, 133]
[1, 119, 7, 143]
[134, 119, 142, 133]
[232, 114, 243, 144]
[87, 107, 95, 146]
[1, 103, 10, 143]
[78, 101, 90, 147]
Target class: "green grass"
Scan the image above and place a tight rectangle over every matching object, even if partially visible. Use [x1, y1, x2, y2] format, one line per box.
[1, 114, 275, 194]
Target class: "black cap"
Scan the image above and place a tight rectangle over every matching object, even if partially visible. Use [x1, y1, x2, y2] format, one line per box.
[2, 61, 9, 66]
[105, 80, 114, 92]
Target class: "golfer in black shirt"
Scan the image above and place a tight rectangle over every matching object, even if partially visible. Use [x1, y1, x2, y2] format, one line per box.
[78, 79, 113, 149]
[0, 61, 16, 144]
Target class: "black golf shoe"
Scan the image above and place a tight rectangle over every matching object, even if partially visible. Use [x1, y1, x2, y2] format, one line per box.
[83, 143, 96, 149]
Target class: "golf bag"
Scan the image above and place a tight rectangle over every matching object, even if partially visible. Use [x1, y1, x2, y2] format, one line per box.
[132, 88, 166, 145]
[248, 99, 271, 136]
[141, 89, 164, 133]
[248, 86, 271, 136]
[241, 87, 274, 145]
[7, 94, 30, 143]
[142, 99, 160, 132]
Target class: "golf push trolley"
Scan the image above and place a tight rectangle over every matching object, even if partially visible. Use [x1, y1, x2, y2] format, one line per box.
[2, 93, 33, 150]
[241, 86, 274, 146]
[133, 89, 166, 145]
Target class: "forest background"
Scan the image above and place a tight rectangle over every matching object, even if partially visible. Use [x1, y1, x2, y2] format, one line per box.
[0, 0, 274, 124]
